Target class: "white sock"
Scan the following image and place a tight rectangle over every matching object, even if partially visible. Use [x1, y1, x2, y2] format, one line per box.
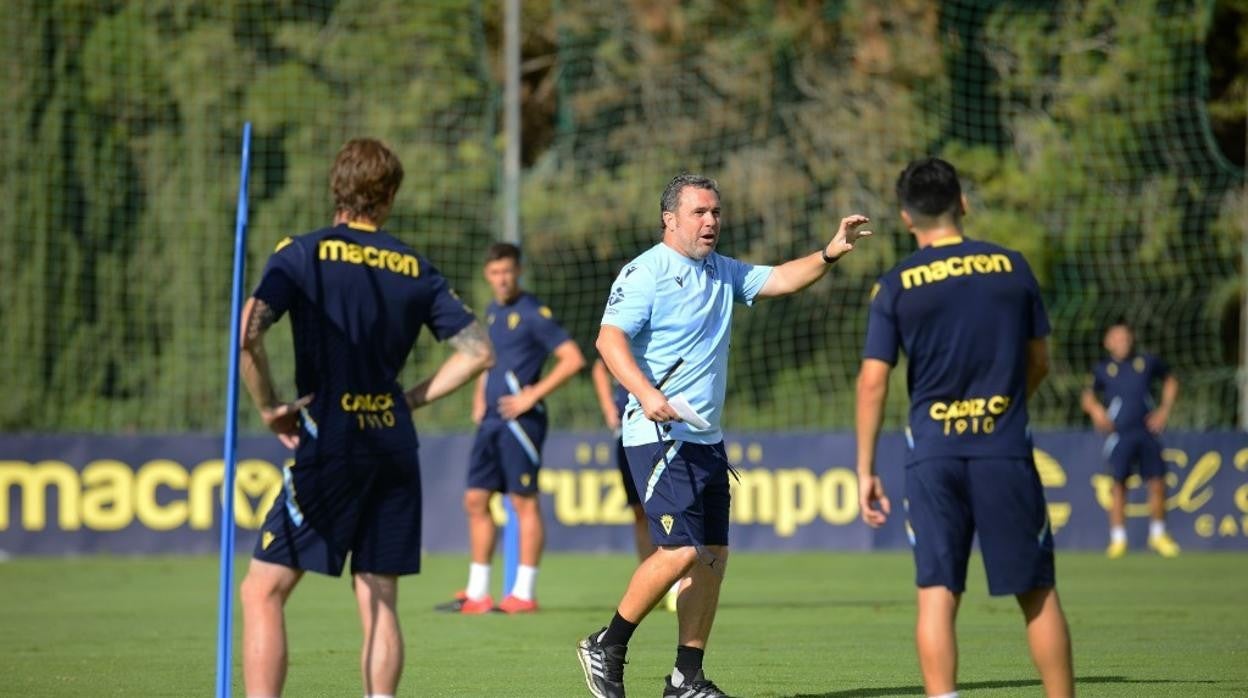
[1149, 519, 1166, 539]
[512, 564, 538, 600]
[670, 667, 687, 686]
[1110, 526, 1127, 544]
[365, 694, 395, 698]
[928, 692, 959, 698]
[466, 562, 491, 600]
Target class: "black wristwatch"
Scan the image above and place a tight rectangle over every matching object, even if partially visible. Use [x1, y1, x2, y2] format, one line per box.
[821, 247, 839, 264]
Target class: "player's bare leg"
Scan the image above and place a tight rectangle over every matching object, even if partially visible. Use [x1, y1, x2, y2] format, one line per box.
[915, 586, 961, 696]
[1109, 480, 1127, 531]
[1148, 476, 1166, 521]
[1016, 586, 1074, 697]
[510, 492, 544, 567]
[675, 545, 728, 649]
[617, 545, 699, 622]
[464, 488, 497, 565]
[354, 573, 403, 696]
[241, 558, 304, 698]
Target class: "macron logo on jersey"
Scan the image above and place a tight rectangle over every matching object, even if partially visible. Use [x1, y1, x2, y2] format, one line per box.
[900, 253, 1012, 289]
[318, 239, 421, 279]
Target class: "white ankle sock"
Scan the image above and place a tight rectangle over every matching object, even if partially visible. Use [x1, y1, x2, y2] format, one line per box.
[1149, 519, 1166, 539]
[512, 564, 538, 600]
[1110, 526, 1127, 544]
[928, 692, 959, 698]
[466, 562, 490, 600]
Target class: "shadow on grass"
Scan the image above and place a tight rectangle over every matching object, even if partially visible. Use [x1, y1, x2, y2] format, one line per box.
[787, 675, 1226, 697]
[534, 599, 909, 615]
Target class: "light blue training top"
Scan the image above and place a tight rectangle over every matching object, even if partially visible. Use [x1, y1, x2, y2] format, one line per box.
[601, 242, 773, 446]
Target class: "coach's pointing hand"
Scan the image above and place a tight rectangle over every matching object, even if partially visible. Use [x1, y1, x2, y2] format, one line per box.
[824, 214, 873, 261]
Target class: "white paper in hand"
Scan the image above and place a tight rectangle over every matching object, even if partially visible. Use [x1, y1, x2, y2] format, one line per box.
[668, 394, 711, 430]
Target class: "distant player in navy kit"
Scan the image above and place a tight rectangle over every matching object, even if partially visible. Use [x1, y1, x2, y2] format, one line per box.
[856, 158, 1074, 698]
[439, 242, 586, 614]
[1081, 319, 1181, 559]
[238, 138, 494, 698]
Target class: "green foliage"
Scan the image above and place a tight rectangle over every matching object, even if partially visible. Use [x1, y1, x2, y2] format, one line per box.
[0, 0, 1242, 432]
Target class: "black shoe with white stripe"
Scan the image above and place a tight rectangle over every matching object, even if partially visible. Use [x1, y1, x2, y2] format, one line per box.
[663, 669, 728, 698]
[576, 627, 627, 698]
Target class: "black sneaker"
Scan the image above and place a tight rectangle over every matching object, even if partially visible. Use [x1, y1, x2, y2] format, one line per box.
[576, 627, 627, 698]
[663, 669, 728, 698]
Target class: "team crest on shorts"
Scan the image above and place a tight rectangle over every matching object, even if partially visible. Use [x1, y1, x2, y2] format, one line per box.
[660, 514, 675, 535]
[520, 473, 532, 487]
[262, 531, 275, 550]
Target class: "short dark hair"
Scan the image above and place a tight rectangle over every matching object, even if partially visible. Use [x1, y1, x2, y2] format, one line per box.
[1105, 316, 1133, 334]
[331, 138, 404, 224]
[484, 241, 521, 264]
[660, 173, 719, 231]
[896, 157, 962, 223]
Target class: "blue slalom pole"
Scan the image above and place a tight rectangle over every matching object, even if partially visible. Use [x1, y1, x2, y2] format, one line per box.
[216, 122, 252, 698]
[502, 497, 519, 597]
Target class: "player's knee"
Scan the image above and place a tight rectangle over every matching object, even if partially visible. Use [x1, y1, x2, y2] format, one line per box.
[463, 490, 491, 515]
[241, 571, 287, 609]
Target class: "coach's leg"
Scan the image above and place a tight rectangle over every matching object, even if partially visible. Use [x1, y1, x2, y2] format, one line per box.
[676, 545, 728, 649]
[1016, 587, 1074, 698]
[355, 573, 403, 696]
[617, 545, 699, 622]
[241, 559, 304, 698]
[915, 586, 961, 697]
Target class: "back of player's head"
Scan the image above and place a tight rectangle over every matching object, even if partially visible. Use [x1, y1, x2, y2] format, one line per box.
[896, 157, 962, 226]
[1104, 316, 1134, 336]
[331, 138, 404, 225]
[484, 241, 522, 265]
[660, 173, 719, 231]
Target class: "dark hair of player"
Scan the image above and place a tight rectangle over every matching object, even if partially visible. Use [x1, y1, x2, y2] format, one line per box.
[330, 138, 405, 224]
[659, 173, 719, 232]
[896, 157, 962, 224]
[484, 241, 522, 264]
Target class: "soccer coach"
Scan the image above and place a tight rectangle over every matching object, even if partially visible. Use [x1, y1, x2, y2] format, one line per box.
[578, 173, 871, 698]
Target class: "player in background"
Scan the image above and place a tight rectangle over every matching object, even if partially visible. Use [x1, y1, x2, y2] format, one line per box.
[591, 358, 654, 560]
[592, 358, 681, 612]
[856, 158, 1074, 698]
[239, 138, 493, 697]
[1081, 319, 1181, 559]
[438, 242, 586, 614]
[578, 173, 871, 698]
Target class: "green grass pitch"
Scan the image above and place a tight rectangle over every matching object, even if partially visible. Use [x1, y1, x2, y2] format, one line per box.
[2, 552, 1245, 696]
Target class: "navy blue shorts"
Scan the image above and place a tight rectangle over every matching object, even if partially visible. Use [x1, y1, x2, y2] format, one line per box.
[624, 441, 730, 547]
[905, 457, 1054, 596]
[616, 436, 642, 506]
[1104, 430, 1165, 482]
[468, 415, 546, 494]
[254, 449, 423, 577]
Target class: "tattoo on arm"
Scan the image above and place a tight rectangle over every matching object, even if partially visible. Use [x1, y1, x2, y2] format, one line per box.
[448, 320, 490, 358]
[246, 299, 278, 344]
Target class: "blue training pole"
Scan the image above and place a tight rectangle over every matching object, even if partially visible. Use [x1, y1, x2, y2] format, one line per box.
[502, 497, 520, 596]
[215, 122, 252, 698]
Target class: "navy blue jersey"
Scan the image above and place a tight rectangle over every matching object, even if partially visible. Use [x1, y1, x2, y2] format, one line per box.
[863, 236, 1050, 462]
[1090, 353, 1170, 433]
[253, 222, 475, 456]
[483, 292, 570, 420]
